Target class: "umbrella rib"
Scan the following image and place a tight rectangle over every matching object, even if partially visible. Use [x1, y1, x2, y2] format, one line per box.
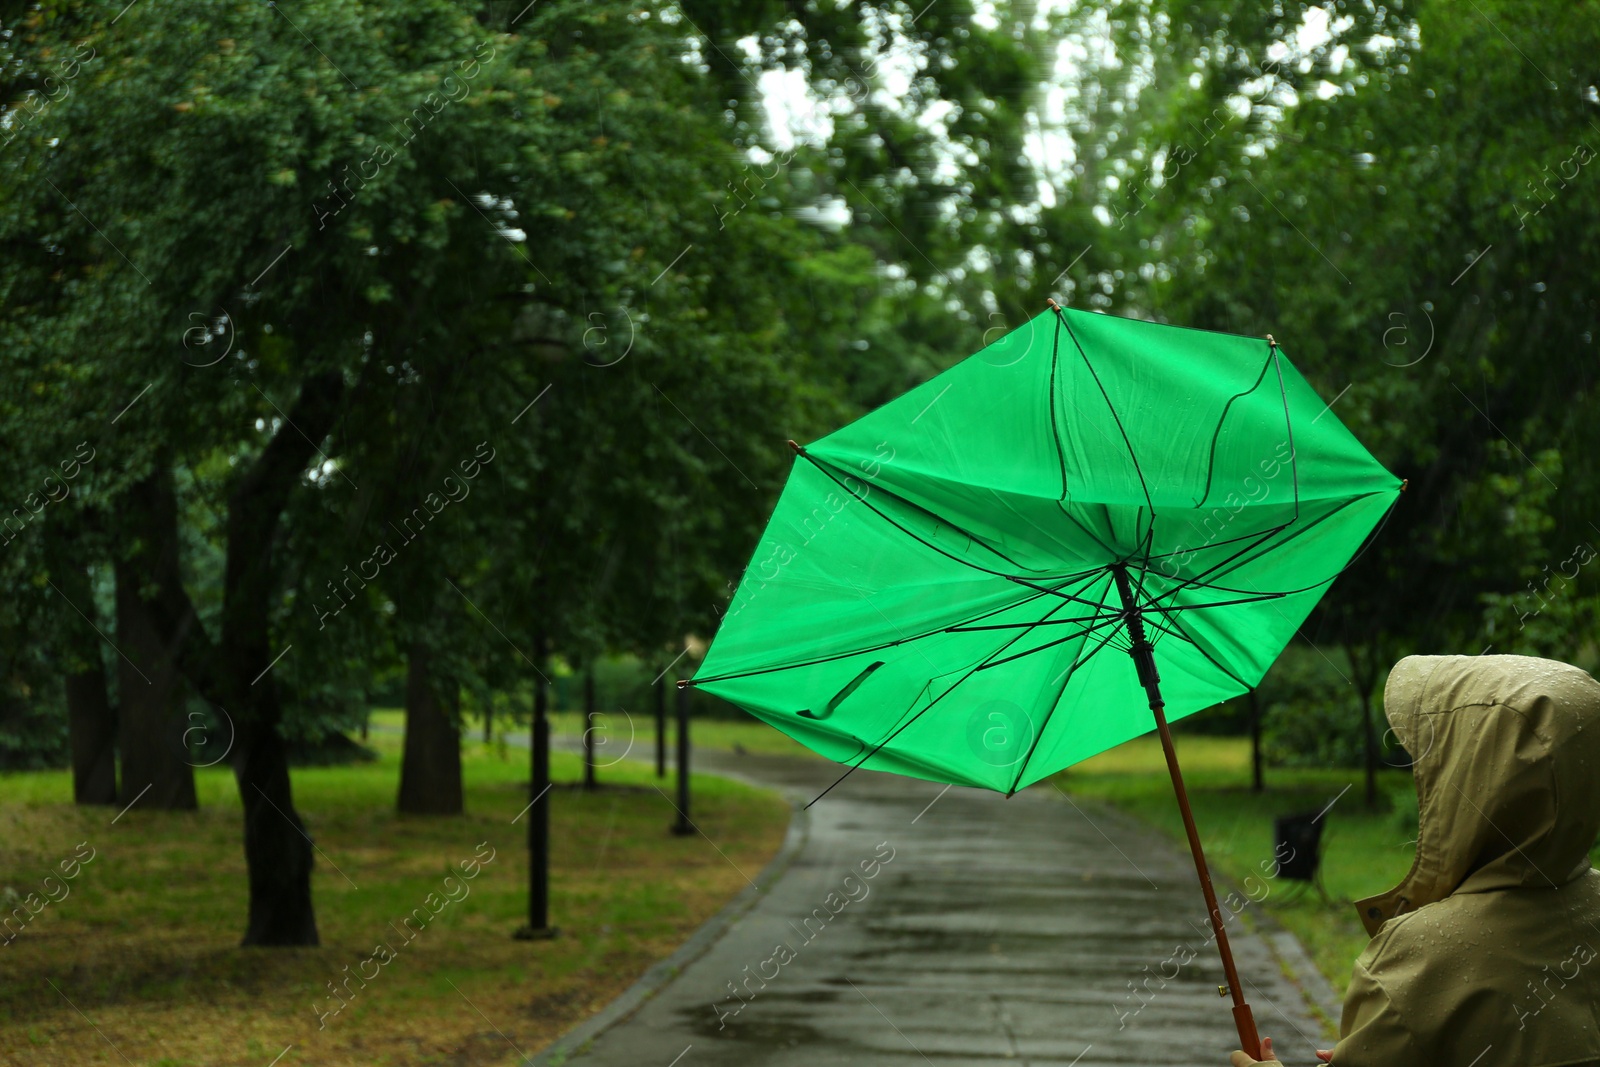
[1139, 339, 1303, 594]
[1270, 341, 1304, 530]
[695, 557, 1119, 688]
[1140, 515, 1298, 563]
[1036, 310, 1133, 560]
[1198, 489, 1403, 596]
[1194, 346, 1277, 508]
[1004, 602, 1133, 795]
[1001, 567, 1249, 800]
[1004, 572, 1144, 615]
[688, 580, 1070, 687]
[973, 612, 1127, 672]
[952, 611, 1126, 631]
[1149, 489, 1398, 606]
[951, 565, 1119, 630]
[1053, 499, 1120, 559]
[1130, 518, 1158, 612]
[1053, 307, 1157, 533]
[1141, 503, 1318, 608]
[803, 591, 1083, 808]
[1046, 310, 1071, 501]
[1140, 610, 1197, 647]
[798, 450, 1089, 582]
[982, 480, 1100, 565]
[1138, 593, 1289, 614]
[1165, 610, 1255, 692]
[1140, 337, 1304, 577]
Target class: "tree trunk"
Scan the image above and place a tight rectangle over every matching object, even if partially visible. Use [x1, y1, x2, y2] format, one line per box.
[123, 374, 346, 946]
[114, 548, 196, 811]
[237, 714, 319, 945]
[1347, 643, 1382, 811]
[57, 559, 116, 805]
[524, 656, 552, 933]
[66, 665, 117, 805]
[220, 372, 343, 944]
[399, 642, 463, 815]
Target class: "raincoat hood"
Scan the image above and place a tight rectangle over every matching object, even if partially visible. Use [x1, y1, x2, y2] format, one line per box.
[1355, 654, 1600, 936]
[1333, 654, 1600, 1066]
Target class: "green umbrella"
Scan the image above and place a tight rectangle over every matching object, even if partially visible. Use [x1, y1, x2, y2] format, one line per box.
[684, 301, 1402, 1056]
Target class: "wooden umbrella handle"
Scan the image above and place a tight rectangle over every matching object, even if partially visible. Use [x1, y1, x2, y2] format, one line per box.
[1152, 699, 1263, 1059]
[1112, 564, 1262, 1060]
[1234, 1004, 1263, 1059]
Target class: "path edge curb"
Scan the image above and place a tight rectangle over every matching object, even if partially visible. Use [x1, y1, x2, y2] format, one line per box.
[1249, 908, 1344, 1040]
[525, 785, 812, 1066]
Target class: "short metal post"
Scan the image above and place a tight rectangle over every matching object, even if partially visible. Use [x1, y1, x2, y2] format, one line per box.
[655, 672, 667, 778]
[671, 682, 693, 835]
[514, 671, 557, 940]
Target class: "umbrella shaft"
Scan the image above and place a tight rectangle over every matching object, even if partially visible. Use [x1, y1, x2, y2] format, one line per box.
[1111, 564, 1261, 1059]
[1110, 565, 1162, 697]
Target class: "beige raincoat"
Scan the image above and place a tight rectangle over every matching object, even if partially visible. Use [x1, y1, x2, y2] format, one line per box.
[1329, 654, 1600, 1066]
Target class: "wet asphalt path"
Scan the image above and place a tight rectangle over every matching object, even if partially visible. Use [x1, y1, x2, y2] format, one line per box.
[540, 744, 1331, 1067]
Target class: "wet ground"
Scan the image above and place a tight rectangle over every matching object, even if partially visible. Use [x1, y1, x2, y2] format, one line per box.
[534, 747, 1333, 1067]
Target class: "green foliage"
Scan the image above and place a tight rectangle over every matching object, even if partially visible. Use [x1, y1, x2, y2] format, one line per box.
[1125, 0, 1600, 666]
[0, 687, 68, 770]
[1264, 691, 1365, 769]
[1175, 696, 1254, 735]
[0, 0, 896, 743]
[0, 0, 1594, 806]
[1259, 648, 1367, 768]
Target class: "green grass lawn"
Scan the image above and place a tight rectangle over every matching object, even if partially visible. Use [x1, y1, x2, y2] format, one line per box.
[0, 725, 789, 1067]
[367, 706, 815, 759]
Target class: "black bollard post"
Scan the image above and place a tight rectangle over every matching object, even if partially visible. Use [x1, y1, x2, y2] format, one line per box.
[655, 671, 667, 778]
[515, 671, 557, 940]
[671, 682, 693, 835]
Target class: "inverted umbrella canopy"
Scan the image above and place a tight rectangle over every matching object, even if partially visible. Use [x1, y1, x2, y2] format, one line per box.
[690, 304, 1401, 793]
[686, 303, 1402, 1058]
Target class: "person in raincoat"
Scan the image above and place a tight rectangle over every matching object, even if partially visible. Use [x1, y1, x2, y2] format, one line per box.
[1231, 654, 1600, 1067]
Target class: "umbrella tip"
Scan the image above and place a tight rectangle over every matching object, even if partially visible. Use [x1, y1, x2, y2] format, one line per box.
[1400, 478, 1409, 492]
[787, 439, 803, 454]
[675, 678, 692, 689]
[1265, 333, 1277, 346]
[1046, 297, 1062, 310]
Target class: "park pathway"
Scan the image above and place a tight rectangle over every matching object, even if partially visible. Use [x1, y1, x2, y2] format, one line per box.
[531, 742, 1337, 1067]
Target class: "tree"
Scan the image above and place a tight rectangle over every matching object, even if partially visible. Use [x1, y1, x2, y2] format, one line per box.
[115, 470, 198, 810]
[1, 0, 891, 942]
[49, 537, 117, 804]
[397, 642, 463, 815]
[1126, 0, 1600, 675]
